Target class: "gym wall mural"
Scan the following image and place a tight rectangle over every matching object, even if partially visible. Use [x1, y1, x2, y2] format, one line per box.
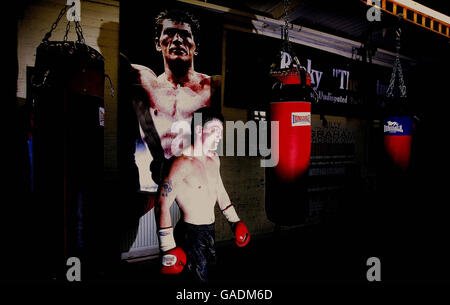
[119, 1, 223, 196]
[119, 1, 251, 281]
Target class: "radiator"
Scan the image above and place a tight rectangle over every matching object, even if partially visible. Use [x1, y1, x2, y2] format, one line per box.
[121, 202, 181, 260]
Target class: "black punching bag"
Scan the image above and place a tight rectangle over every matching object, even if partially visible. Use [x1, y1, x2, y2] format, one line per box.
[31, 9, 105, 279]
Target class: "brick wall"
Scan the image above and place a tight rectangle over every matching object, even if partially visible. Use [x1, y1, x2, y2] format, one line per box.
[215, 156, 274, 242]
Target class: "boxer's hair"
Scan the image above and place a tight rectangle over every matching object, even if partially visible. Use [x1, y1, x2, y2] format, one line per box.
[154, 8, 200, 50]
[191, 107, 224, 143]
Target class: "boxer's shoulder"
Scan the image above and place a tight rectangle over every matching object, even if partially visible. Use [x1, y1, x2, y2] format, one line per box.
[170, 154, 197, 176]
[196, 73, 221, 89]
[207, 153, 220, 166]
[131, 64, 157, 76]
[195, 72, 211, 88]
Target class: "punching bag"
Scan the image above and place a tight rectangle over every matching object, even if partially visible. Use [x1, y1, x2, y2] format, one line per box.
[271, 101, 311, 182]
[383, 26, 412, 171]
[31, 5, 106, 279]
[383, 112, 413, 171]
[265, 50, 314, 225]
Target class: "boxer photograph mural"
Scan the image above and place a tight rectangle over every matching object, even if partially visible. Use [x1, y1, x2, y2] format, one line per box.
[119, 2, 249, 283]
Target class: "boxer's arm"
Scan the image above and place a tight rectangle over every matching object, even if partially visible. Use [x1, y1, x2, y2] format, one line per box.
[217, 174, 233, 213]
[154, 161, 188, 273]
[215, 157, 250, 247]
[215, 157, 230, 210]
[216, 158, 240, 223]
[154, 164, 183, 253]
[155, 178, 177, 229]
[155, 161, 183, 229]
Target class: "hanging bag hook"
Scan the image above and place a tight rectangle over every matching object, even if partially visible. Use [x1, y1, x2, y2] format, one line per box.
[42, 2, 75, 42]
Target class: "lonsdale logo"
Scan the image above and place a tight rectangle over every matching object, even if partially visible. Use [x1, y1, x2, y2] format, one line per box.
[384, 121, 403, 133]
[291, 112, 311, 126]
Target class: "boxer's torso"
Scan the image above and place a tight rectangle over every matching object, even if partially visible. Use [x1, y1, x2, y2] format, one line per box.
[147, 73, 211, 158]
[173, 154, 219, 225]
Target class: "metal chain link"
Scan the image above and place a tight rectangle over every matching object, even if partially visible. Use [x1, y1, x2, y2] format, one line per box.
[43, 4, 71, 42]
[42, 2, 85, 44]
[386, 26, 407, 98]
[64, 20, 71, 41]
[74, 20, 85, 44]
[283, 0, 290, 47]
[282, 0, 302, 68]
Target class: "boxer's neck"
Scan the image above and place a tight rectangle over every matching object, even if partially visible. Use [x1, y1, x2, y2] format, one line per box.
[165, 60, 195, 88]
[191, 142, 214, 161]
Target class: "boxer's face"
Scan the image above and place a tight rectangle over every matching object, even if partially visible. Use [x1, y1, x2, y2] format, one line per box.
[156, 19, 197, 63]
[202, 119, 223, 153]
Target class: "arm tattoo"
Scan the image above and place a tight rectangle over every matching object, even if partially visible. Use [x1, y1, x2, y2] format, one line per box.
[161, 180, 173, 197]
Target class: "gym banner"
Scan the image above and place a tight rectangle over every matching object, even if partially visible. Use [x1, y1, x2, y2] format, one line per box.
[224, 29, 394, 112]
[308, 115, 364, 219]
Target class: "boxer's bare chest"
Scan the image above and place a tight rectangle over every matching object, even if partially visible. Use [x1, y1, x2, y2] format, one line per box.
[179, 158, 219, 203]
[150, 82, 210, 123]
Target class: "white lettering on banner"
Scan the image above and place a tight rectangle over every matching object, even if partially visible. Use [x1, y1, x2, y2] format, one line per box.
[280, 51, 292, 69]
[306, 59, 323, 90]
[312, 121, 355, 144]
[278, 57, 350, 93]
[318, 90, 348, 103]
[376, 80, 388, 95]
[333, 68, 350, 90]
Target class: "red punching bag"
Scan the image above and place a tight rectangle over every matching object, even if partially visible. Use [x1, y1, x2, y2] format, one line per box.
[265, 49, 314, 225]
[383, 115, 413, 170]
[271, 101, 311, 182]
[270, 54, 312, 182]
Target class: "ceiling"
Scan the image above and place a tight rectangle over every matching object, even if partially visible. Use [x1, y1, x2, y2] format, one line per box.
[206, 0, 449, 63]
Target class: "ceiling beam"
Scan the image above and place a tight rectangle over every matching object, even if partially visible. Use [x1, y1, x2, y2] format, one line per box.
[177, 0, 415, 67]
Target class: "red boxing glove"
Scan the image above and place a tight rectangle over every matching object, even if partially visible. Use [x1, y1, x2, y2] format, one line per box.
[161, 247, 186, 275]
[233, 221, 250, 247]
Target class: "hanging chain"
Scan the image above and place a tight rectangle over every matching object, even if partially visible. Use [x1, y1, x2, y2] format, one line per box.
[282, 0, 290, 49]
[281, 0, 301, 68]
[64, 20, 71, 41]
[74, 20, 85, 44]
[42, 2, 85, 44]
[43, 4, 71, 42]
[386, 26, 407, 98]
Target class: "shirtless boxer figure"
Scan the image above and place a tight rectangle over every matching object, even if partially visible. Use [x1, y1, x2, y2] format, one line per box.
[154, 107, 250, 283]
[132, 9, 218, 162]
[126, 9, 220, 214]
